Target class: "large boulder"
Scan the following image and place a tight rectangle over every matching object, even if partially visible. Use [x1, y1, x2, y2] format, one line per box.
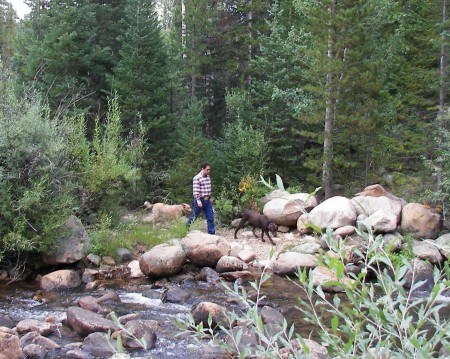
[400, 203, 441, 240]
[273, 252, 318, 275]
[181, 231, 230, 267]
[139, 240, 186, 278]
[352, 195, 403, 233]
[307, 196, 357, 230]
[42, 215, 91, 265]
[263, 193, 318, 226]
[66, 307, 119, 337]
[40, 269, 81, 291]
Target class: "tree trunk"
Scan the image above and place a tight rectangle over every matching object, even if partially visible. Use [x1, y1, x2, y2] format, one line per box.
[437, 0, 448, 191]
[439, 0, 447, 116]
[323, 0, 338, 200]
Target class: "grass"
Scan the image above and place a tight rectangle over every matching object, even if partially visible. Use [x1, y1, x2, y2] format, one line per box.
[87, 211, 191, 259]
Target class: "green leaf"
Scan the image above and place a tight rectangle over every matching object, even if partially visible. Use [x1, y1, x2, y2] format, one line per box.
[331, 315, 339, 332]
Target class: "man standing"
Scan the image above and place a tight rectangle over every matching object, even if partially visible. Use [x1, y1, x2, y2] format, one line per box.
[187, 161, 215, 234]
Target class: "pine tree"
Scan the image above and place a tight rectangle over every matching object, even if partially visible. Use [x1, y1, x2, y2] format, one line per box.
[111, 0, 171, 152]
[0, 0, 17, 70]
[14, 0, 127, 130]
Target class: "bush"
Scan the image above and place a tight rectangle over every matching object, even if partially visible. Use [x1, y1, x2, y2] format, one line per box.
[0, 67, 76, 260]
[67, 95, 146, 215]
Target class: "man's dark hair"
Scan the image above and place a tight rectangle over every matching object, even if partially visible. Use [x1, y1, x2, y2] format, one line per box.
[201, 161, 210, 169]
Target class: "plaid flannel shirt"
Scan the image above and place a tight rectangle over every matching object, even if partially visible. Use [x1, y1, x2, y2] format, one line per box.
[192, 171, 212, 199]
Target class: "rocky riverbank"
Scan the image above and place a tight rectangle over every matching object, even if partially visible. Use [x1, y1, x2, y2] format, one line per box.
[1, 183, 450, 358]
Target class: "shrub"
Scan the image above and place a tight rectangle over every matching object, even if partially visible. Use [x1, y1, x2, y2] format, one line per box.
[0, 67, 76, 261]
[67, 95, 146, 215]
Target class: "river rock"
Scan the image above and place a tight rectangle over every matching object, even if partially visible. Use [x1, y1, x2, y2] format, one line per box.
[273, 252, 318, 275]
[30, 335, 60, 350]
[191, 302, 227, 328]
[400, 203, 441, 239]
[139, 240, 186, 278]
[121, 320, 159, 349]
[290, 236, 321, 255]
[196, 266, 221, 284]
[404, 258, 435, 291]
[279, 338, 330, 359]
[261, 306, 285, 325]
[237, 249, 256, 263]
[435, 233, 450, 258]
[181, 231, 230, 267]
[334, 225, 355, 237]
[263, 193, 318, 226]
[128, 260, 145, 278]
[42, 215, 91, 265]
[382, 232, 403, 252]
[163, 287, 190, 303]
[412, 240, 444, 264]
[40, 269, 81, 291]
[15, 319, 57, 336]
[311, 266, 354, 292]
[66, 306, 119, 337]
[77, 296, 107, 314]
[352, 189, 403, 233]
[215, 256, 247, 273]
[308, 196, 357, 230]
[0, 314, 15, 329]
[82, 332, 117, 357]
[0, 327, 21, 359]
[22, 343, 48, 358]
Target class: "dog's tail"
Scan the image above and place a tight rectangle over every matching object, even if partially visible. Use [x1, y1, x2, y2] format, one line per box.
[143, 201, 153, 210]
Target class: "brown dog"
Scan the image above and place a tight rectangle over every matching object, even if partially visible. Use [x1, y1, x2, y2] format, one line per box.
[143, 201, 192, 225]
[234, 209, 278, 245]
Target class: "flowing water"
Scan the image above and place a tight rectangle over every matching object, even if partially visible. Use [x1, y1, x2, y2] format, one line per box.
[1, 272, 449, 358]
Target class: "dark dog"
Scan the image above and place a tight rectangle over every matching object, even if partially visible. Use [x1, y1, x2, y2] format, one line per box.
[234, 209, 278, 245]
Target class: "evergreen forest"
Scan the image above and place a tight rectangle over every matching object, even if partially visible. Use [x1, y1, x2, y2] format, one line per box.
[0, 0, 449, 261]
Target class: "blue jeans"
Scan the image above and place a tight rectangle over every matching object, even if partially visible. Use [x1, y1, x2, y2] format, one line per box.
[187, 198, 215, 234]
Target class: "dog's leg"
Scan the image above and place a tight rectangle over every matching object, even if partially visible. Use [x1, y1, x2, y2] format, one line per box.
[234, 218, 248, 239]
[265, 230, 275, 245]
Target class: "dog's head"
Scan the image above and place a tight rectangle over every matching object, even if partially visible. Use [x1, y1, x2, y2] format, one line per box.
[181, 203, 192, 215]
[268, 222, 278, 237]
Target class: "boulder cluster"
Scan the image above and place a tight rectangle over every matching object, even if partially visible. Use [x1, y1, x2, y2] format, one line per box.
[1, 183, 449, 358]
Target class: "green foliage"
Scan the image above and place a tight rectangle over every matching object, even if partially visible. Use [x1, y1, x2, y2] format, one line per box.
[88, 214, 188, 258]
[214, 118, 268, 191]
[166, 98, 213, 203]
[0, 66, 76, 258]
[298, 229, 450, 358]
[68, 95, 146, 214]
[14, 0, 127, 128]
[111, 0, 171, 152]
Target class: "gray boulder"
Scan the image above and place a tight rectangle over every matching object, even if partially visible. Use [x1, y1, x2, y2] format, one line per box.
[308, 196, 357, 230]
[181, 231, 230, 267]
[139, 240, 186, 278]
[66, 306, 119, 337]
[42, 215, 91, 265]
[400, 203, 441, 239]
[263, 193, 318, 226]
[273, 252, 318, 275]
[40, 269, 81, 291]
